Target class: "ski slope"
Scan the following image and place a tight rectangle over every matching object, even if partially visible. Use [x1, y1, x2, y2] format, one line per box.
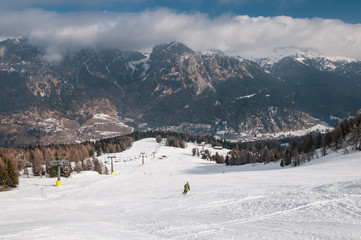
[1, 138, 361, 239]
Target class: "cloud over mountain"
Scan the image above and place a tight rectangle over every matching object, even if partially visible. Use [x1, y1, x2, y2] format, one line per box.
[1, 8, 361, 61]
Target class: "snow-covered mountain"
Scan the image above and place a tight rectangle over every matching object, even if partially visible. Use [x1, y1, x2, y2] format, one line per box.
[253, 46, 357, 71]
[0, 39, 361, 145]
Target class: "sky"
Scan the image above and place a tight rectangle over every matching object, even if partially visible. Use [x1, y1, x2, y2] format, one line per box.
[1, 0, 361, 61]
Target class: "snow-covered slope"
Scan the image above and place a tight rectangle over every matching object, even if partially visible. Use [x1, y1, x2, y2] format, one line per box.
[253, 46, 357, 71]
[251, 46, 322, 67]
[1, 138, 361, 239]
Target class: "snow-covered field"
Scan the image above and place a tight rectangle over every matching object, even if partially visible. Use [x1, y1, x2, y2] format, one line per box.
[1, 138, 361, 239]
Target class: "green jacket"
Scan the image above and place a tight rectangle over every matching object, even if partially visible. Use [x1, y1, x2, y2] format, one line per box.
[184, 183, 190, 191]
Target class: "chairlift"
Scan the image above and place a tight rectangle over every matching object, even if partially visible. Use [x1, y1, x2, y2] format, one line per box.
[25, 162, 33, 168]
[63, 167, 70, 173]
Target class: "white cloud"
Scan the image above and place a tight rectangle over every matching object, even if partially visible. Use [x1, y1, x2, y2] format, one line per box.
[1, 8, 361, 61]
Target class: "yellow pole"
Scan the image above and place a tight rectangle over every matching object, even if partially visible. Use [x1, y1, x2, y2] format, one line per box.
[108, 156, 115, 175]
[140, 152, 145, 165]
[56, 165, 61, 187]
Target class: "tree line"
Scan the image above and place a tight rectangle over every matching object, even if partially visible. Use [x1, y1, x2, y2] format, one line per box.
[1, 110, 361, 190]
[0, 130, 194, 190]
[279, 110, 361, 167]
[194, 110, 361, 167]
[0, 136, 133, 190]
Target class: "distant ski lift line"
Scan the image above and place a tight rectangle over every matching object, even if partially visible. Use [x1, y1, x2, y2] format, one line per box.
[50, 156, 69, 166]
[16, 153, 33, 167]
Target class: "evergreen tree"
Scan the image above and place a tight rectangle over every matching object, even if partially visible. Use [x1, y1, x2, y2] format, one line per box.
[225, 155, 230, 165]
[321, 136, 327, 156]
[155, 135, 162, 143]
[93, 157, 103, 174]
[284, 148, 292, 166]
[192, 148, 197, 156]
[316, 132, 323, 149]
[214, 152, 225, 164]
[48, 165, 58, 178]
[334, 124, 343, 150]
[324, 130, 334, 148]
[0, 157, 19, 188]
[104, 165, 109, 175]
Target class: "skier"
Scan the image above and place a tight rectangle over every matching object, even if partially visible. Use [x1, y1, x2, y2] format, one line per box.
[183, 182, 190, 195]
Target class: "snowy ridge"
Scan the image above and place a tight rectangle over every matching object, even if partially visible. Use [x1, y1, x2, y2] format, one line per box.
[294, 53, 357, 71]
[250, 46, 321, 67]
[1, 138, 360, 239]
[253, 46, 357, 70]
[126, 54, 150, 75]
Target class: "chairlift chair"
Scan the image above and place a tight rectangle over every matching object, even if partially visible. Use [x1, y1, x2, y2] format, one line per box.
[25, 162, 33, 168]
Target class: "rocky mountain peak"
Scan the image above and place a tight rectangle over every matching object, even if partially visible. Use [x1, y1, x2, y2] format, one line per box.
[151, 42, 194, 57]
[1, 38, 361, 146]
[0, 38, 39, 64]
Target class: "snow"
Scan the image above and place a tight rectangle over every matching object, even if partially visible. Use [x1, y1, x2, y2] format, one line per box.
[294, 53, 357, 71]
[261, 123, 332, 139]
[249, 46, 322, 67]
[83, 62, 94, 75]
[1, 138, 361, 239]
[326, 56, 356, 64]
[236, 93, 255, 100]
[330, 115, 342, 122]
[250, 46, 358, 70]
[221, 122, 333, 142]
[92, 113, 112, 120]
[200, 49, 224, 56]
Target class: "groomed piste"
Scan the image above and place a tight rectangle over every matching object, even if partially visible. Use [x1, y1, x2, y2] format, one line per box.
[1, 138, 361, 239]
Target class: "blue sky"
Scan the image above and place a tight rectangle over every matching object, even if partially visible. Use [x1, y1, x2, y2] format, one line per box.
[16, 0, 361, 24]
[1, 0, 361, 60]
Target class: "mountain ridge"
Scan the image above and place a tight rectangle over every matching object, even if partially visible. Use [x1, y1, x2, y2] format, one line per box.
[0, 39, 360, 146]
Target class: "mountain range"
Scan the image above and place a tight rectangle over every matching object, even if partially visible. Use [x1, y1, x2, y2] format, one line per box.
[1, 38, 361, 146]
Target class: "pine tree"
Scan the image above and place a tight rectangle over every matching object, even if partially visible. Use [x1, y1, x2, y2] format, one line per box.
[334, 124, 343, 150]
[214, 152, 225, 164]
[321, 136, 327, 156]
[0, 160, 7, 187]
[192, 148, 197, 156]
[0, 157, 19, 188]
[104, 165, 109, 175]
[48, 165, 58, 178]
[155, 135, 162, 143]
[225, 155, 230, 165]
[284, 148, 292, 166]
[93, 157, 103, 174]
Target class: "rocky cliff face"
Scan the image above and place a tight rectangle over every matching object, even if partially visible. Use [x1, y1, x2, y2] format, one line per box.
[2, 39, 359, 146]
[0, 98, 133, 146]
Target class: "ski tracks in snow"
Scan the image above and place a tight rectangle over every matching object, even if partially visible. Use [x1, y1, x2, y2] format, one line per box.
[138, 179, 361, 239]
